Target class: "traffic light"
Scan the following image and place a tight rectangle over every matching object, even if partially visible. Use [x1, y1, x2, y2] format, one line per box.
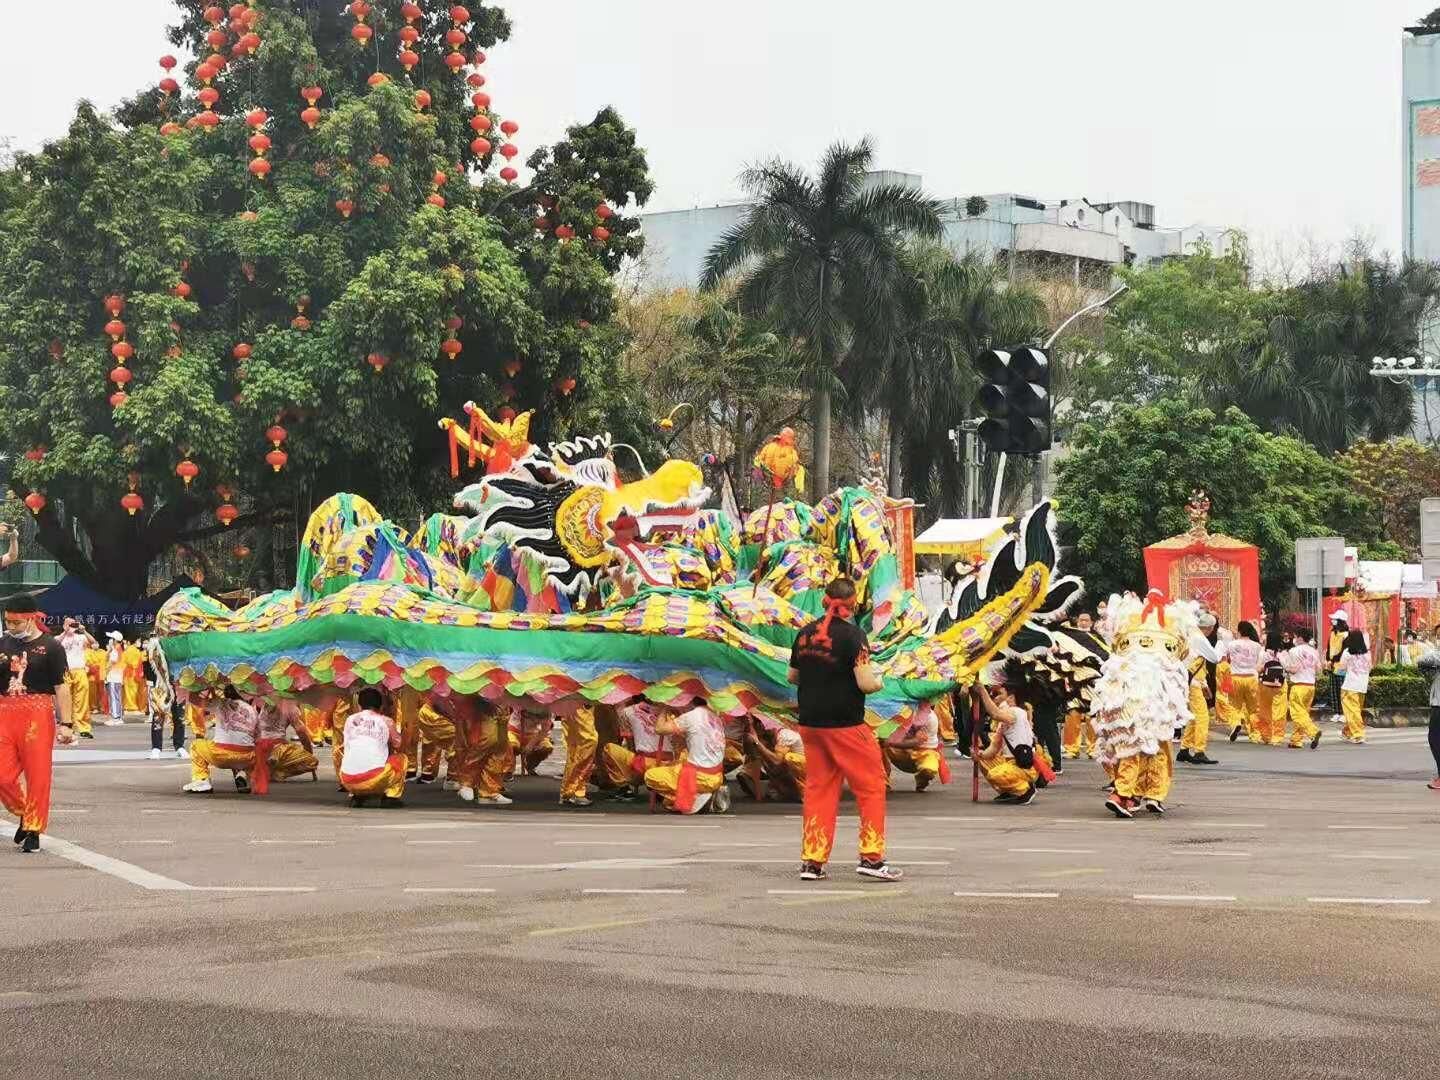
[974, 346, 1051, 455]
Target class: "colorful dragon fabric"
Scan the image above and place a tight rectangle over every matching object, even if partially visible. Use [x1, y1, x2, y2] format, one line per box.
[157, 434, 1081, 734]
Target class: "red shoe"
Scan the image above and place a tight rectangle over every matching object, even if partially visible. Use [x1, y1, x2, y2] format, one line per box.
[1427, 778, 1440, 791]
[1105, 793, 1134, 819]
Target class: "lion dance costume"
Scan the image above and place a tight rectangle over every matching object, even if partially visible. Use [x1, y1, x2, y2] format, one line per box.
[1090, 591, 1195, 819]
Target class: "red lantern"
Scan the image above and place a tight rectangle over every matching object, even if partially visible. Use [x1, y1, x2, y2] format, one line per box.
[444, 52, 466, 70]
[500, 120, 519, 136]
[237, 32, 262, 55]
[335, 198, 355, 218]
[228, 4, 246, 21]
[159, 55, 177, 71]
[351, 23, 373, 44]
[104, 319, 126, 340]
[533, 216, 551, 231]
[159, 77, 180, 96]
[196, 63, 218, 85]
[446, 315, 464, 332]
[399, 26, 420, 45]
[499, 167, 518, 183]
[366, 351, 389, 374]
[369, 153, 391, 168]
[172, 281, 193, 299]
[554, 224, 575, 240]
[206, 52, 228, 71]
[367, 72, 389, 87]
[234, 544, 251, 559]
[206, 28, 228, 50]
[500, 382, 515, 400]
[301, 86, 324, 105]
[451, 4, 470, 22]
[159, 121, 182, 136]
[265, 448, 288, 473]
[292, 314, 311, 331]
[23, 447, 45, 463]
[121, 492, 145, 516]
[176, 459, 199, 486]
[401, 1, 422, 22]
[399, 49, 419, 71]
[472, 49, 487, 65]
[497, 406, 516, 422]
[414, 90, 432, 111]
[248, 132, 271, 154]
[561, 376, 577, 395]
[433, 170, 448, 187]
[104, 294, 125, 316]
[198, 86, 220, 108]
[110, 366, 133, 386]
[471, 91, 491, 109]
[245, 108, 268, 129]
[427, 193, 446, 208]
[446, 28, 467, 48]
[195, 110, 220, 130]
[111, 341, 134, 362]
[248, 158, 271, 180]
[23, 492, 45, 516]
[232, 342, 251, 360]
[216, 503, 240, 527]
[470, 112, 492, 131]
[592, 226, 610, 243]
[503, 359, 521, 377]
[203, 5, 224, 24]
[470, 137, 491, 156]
[265, 424, 288, 447]
[440, 339, 462, 360]
[351, 0, 371, 17]
[301, 106, 321, 129]
[596, 203, 614, 220]
[109, 391, 128, 408]
[499, 143, 518, 160]
[467, 72, 485, 87]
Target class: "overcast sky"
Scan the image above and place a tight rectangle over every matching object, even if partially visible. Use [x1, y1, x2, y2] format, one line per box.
[2, 1, 1429, 259]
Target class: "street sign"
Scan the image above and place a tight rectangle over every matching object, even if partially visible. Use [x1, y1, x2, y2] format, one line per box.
[1422, 498, 1440, 559]
[1295, 537, 1346, 589]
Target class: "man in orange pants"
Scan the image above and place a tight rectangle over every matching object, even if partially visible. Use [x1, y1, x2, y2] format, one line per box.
[788, 577, 900, 883]
[1, 595, 71, 852]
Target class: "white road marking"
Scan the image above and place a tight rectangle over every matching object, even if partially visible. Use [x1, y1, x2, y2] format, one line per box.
[1009, 847, 1097, 855]
[1327, 825, 1408, 831]
[554, 841, 643, 847]
[953, 891, 1060, 899]
[189, 886, 318, 893]
[582, 888, 687, 895]
[1133, 893, 1238, 902]
[768, 889, 868, 896]
[1166, 850, 1253, 858]
[406, 840, 483, 845]
[698, 842, 784, 848]
[404, 887, 497, 894]
[248, 839, 335, 846]
[1306, 896, 1432, 906]
[1333, 853, 1414, 861]
[41, 837, 194, 891]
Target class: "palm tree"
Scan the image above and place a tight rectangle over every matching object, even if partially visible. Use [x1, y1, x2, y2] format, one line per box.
[1199, 258, 1440, 453]
[700, 138, 943, 494]
[857, 244, 1045, 508]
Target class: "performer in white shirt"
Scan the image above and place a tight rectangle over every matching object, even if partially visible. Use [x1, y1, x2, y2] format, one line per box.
[56, 619, 97, 739]
[646, 703, 731, 814]
[1282, 628, 1323, 749]
[601, 697, 674, 796]
[183, 686, 259, 794]
[883, 700, 950, 792]
[338, 687, 407, 807]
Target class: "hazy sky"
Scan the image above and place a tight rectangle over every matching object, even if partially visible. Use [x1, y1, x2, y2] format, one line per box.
[2, 1, 1429, 258]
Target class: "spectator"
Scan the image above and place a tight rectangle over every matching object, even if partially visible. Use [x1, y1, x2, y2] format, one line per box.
[1419, 646, 1440, 790]
[1337, 630, 1372, 745]
[0, 522, 17, 570]
[103, 632, 126, 725]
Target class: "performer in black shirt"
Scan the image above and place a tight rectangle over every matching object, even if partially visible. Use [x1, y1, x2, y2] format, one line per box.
[0, 593, 71, 852]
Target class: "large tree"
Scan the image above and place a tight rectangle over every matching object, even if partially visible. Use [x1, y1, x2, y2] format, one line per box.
[1337, 438, 1440, 558]
[0, 1, 653, 600]
[1055, 398, 1395, 607]
[699, 138, 942, 495]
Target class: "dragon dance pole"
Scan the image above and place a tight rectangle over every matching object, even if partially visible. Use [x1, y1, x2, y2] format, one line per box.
[971, 696, 981, 803]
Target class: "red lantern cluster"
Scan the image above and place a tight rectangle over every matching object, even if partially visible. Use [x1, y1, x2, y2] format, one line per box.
[441, 317, 462, 361]
[122, 471, 144, 517]
[366, 351, 389, 374]
[175, 459, 200, 487]
[300, 85, 323, 129]
[103, 295, 133, 408]
[292, 296, 312, 331]
[265, 423, 288, 472]
[349, 0, 373, 45]
[245, 108, 271, 180]
[157, 55, 179, 102]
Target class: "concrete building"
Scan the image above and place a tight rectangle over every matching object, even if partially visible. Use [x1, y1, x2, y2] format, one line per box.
[1403, 22, 1440, 442]
[638, 172, 1237, 289]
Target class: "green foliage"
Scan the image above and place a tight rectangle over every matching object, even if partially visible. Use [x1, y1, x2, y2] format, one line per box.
[0, 1, 653, 598]
[1054, 399, 1389, 606]
[1337, 438, 1440, 558]
[964, 195, 988, 218]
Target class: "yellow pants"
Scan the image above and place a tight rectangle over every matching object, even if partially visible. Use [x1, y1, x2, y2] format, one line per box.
[341, 753, 408, 799]
[413, 704, 456, 779]
[777, 751, 806, 791]
[1257, 684, 1287, 745]
[560, 707, 598, 800]
[185, 703, 208, 740]
[470, 712, 512, 797]
[1287, 684, 1319, 746]
[123, 676, 144, 714]
[1114, 744, 1173, 801]
[302, 707, 327, 746]
[1181, 686, 1210, 753]
[190, 740, 255, 783]
[1341, 690, 1367, 742]
[936, 697, 957, 744]
[1215, 688, 1240, 731]
[507, 729, 553, 775]
[643, 760, 724, 812]
[884, 747, 941, 790]
[1229, 675, 1261, 740]
[1062, 710, 1093, 757]
[983, 756, 1037, 797]
[268, 743, 319, 781]
[66, 670, 91, 736]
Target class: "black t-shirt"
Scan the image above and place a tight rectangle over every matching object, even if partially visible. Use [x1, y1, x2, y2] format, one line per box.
[0, 633, 69, 696]
[790, 617, 870, 728]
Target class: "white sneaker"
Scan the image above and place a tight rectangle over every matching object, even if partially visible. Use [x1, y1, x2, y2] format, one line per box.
[182, 780, 212, 793]
[458, 786, 476, 802]
[475, 793, 513, 806]
[104, 718, 125, 727]
[175, 747, 189, 759]
[148, 748, 162, 760]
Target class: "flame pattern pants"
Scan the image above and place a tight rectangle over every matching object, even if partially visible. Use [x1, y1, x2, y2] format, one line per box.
[798, 724, 887, 866]
[0, 697, 55, 833]
[1287, 685, 1319, 746]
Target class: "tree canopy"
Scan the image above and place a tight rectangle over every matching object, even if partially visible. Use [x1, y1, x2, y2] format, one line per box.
[0, 0, 653, 599]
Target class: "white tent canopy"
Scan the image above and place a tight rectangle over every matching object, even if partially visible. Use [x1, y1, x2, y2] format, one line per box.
[914, 517, 1012, 557]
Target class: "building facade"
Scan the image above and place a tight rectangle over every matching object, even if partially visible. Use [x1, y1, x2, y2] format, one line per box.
[1404, 23, 1440, 442]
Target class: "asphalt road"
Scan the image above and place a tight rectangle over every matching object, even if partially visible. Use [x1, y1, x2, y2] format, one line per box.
[4, 718, 1440, 1080]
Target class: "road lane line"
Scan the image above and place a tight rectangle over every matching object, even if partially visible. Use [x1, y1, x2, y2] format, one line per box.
[248, 840, 336, 846]
[528, 917, 657, 938]
[888, 845, 957, 852]
[1133, 894, 1237, 902]
[407, 840, 483, 845]
[1035, 868, 1104, 879]
[1009, 847, 1097, 855]
[1327, 825, 1408, 831]
[1166, 850, 1253, 858]
[698, 842, 784, 848]
[554, 841, 642, 847]
[582, 888, 687, 895]
[953, 891, 1060, 899]
[1306, 897, 1432, 906]
[189, 886, 317, 893]
[767, 889, 868, 896]
[404, 887, 497, 894]
[1333, 853, 1414, 861]
[41, 837, 194, 891]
